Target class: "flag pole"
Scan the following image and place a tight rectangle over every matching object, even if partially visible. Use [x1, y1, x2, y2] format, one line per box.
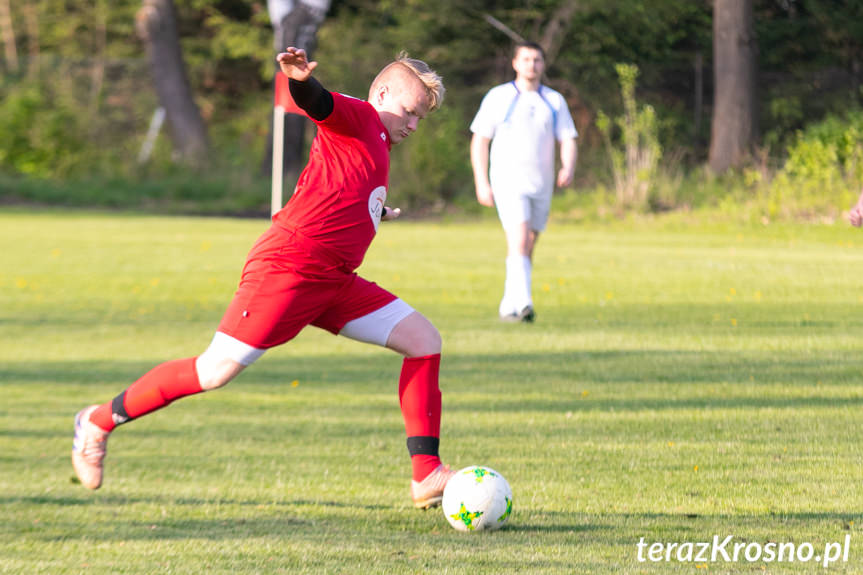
[271, 104, 285, 216]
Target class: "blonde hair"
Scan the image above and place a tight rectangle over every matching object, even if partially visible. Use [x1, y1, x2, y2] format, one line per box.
[370, 52, 445, 112]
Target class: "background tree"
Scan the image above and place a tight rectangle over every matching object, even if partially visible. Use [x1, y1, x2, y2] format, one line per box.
[709, 0, 757, 173]
[136, 0, 209, 166]
[0, 0, 18, 73]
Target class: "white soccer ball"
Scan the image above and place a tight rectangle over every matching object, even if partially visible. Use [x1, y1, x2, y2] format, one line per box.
[442, 465, 513, 531]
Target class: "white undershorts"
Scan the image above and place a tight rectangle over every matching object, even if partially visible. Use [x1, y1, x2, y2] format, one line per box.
[200, 298, 415, 367]
[494, 192, 552, 232]
[339, 298, 415, 346]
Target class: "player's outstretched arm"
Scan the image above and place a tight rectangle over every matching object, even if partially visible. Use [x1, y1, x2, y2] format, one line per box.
[276, 47, 318, 82]
[470, 133, 494, 207]
[557, 138, 578, 188]
[279, 47, 333, 122]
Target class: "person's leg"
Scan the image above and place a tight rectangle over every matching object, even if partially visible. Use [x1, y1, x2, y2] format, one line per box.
[72, 333, 261, 490]
[525, 191, 550, 261]
[362, 309, 454, 509]
[384, 312, 455, 507]
[335, 302, 444, 481]
[496, 194, 533, 318]
[74, 224, 334, 489]
[502, 221, 535, 319]
[72, 235, 311, 490]
[509, 193, 551, 322]
[386, 313, 443, 469]
[322, 281, 453, 508]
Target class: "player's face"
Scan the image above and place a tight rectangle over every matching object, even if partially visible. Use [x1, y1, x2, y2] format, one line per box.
[512, 47, 545, 82]
[375, 78, 430, 145]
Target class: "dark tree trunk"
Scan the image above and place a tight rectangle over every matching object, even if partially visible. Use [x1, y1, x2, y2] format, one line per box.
[136, 0, 209, 166]
[261, 1, 328, 183]
[0, 0, 18, 73]
[539, 0, 580, 68]
[708, 0, 758, 173]
[694, 50, 703, 149]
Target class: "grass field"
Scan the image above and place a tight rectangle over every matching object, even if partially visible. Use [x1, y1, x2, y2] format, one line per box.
[3, 209, 863, 573]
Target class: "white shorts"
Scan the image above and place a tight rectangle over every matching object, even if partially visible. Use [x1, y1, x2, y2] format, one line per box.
[494, 192, 551, 232]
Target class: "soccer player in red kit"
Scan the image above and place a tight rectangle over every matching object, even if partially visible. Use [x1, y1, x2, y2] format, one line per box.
[72, 47, 455, 509]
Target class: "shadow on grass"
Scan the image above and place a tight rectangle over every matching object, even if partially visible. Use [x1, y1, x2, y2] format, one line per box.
[4, 349, 863, 415]
[5, 495, 596, 541]
[1, 493, 392, 511]
[4, 350, 863, 385]
[5, 492, 858, 543]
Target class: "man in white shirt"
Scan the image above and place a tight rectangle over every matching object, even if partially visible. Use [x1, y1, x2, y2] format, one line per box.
[470, 41, 578, 322]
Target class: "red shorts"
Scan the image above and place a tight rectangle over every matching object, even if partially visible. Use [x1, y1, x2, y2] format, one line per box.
[217, 225, 397, 349]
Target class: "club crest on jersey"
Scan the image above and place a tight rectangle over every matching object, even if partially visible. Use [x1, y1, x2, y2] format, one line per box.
[368, 186, 387, 231]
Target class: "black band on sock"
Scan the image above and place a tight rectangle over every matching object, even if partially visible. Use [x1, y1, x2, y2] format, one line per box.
[111, 391, 130, 425]
[406, 436, 440, 457]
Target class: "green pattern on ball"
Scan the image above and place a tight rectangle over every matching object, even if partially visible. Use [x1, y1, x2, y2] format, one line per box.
[450, 503, 483, 530]
[497, 496, 513, 523]
[467, 467, 497, 483]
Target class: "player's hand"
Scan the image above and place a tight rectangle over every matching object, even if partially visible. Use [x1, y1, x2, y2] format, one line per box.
[475, 182, 494, 207]
[382, 207, 401, 221]
[850, 204, 863, 227]
[557, 167, 574, 188]
[276, 47, 317, 82]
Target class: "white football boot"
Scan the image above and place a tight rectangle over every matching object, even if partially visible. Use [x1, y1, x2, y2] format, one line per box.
[72, 405, 110, 489]
[410, 464, 456, 509]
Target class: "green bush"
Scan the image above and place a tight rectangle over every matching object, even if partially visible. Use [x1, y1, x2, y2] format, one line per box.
[764, 109, 863, 220]
[596, 64, 662, 210]
[0, 84, 87, 178]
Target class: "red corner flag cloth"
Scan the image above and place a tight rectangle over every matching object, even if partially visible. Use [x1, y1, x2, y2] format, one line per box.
[275, 71, 309, 117]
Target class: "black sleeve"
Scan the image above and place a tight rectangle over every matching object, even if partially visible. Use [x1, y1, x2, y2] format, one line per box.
[289, 77, 334, 121]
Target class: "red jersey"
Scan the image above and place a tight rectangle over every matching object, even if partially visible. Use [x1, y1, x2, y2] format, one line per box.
[273, 92, 391, 271]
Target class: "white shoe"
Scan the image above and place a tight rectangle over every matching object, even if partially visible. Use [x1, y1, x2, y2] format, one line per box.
[500, 306, 535, 323]
[71, 405, 110, 489]
[410, 464, 456, 509]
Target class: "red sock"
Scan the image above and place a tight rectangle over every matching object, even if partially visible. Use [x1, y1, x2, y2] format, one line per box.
[89, 358, 203, 432]
[399, 353, 443, 481]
